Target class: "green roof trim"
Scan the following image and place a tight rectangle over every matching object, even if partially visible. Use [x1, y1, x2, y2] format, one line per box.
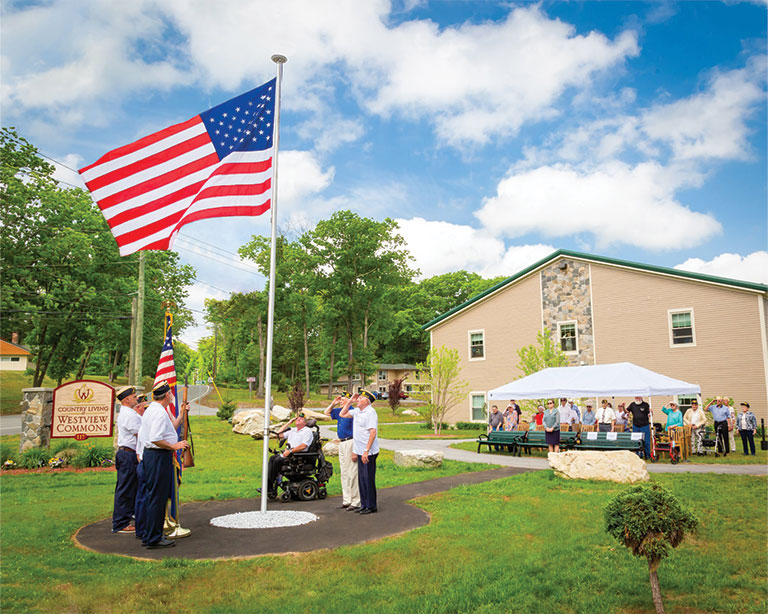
[422, 249, 768, 331]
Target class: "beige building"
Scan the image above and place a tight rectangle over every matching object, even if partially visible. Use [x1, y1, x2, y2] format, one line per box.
[0, 339, 31, 371]
[424, 250, 768, 424]
[319, 363, 427, 397]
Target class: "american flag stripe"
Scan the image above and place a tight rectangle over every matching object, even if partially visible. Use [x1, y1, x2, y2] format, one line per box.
[80, 80, 277, 256]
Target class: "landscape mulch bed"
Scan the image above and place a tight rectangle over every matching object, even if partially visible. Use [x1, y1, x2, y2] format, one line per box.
[2, 466, 115, 475]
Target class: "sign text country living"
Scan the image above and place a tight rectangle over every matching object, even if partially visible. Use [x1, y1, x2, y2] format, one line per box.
[51, 380, 115, 439]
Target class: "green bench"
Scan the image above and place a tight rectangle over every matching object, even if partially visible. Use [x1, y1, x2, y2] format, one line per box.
[476, 431, 526, 453]
[573, 431, 645, 456]
[514, 430, 578, 456]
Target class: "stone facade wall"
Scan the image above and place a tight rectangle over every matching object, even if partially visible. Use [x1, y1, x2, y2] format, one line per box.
[19, 388, 53, 453]
[541, 259, 594, 366]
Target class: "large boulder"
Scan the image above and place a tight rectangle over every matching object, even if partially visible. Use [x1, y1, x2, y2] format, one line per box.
[232, 409, 265, 436]
[322, 441, 339, 457]
[548, 450, 649, 483]
[271, 405, 291, 420]
[393, 449, 444, 468]
[401, 409, 420, 416]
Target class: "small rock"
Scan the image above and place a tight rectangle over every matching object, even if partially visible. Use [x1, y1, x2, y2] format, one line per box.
[401, 409, 420, 416]
[322, 441, 339, 457]
[393, 449, 444, 468]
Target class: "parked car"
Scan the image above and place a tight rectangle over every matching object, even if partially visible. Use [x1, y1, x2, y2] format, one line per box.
[380, 391, 389, 400]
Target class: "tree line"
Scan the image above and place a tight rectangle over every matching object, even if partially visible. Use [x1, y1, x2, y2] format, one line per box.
[1, 128, 196, 385]
[198, 210, 506, 396]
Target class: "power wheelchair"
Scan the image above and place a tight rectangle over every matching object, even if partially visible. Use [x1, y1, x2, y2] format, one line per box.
[267, 418, 333, 502]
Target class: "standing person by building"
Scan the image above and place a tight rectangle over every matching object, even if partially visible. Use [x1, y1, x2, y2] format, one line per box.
[684, 399, 707, 455]
[340, 390, 379, 514]
[569, 400, 581, 426]
[531, 405, 545, 431]
[112, 386, 146, 534]
[558, 398, 576, 431]
[488, 405, 504, 450]
[596, 400, 617, 432]
[615, 403, 629, 430]
[543, 400, 561, 453]
[662, 402, 683, 431]
[503, 402, 519, 431]
[137, 381, 189, 549]
[324, 394, 360, 511]
[705, 397, 732, 456]
[582, 404, 597, 428]
[736, 402, 757, 456]
[627, 396, 652, 460]
[724, 397, 737, 453]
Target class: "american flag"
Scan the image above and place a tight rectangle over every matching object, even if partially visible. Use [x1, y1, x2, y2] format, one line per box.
[155, 313, 179, 420]
[80, 79, 277, 256]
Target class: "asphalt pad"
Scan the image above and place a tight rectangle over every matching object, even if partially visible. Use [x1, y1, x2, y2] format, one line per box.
[75, 467, 528, 560]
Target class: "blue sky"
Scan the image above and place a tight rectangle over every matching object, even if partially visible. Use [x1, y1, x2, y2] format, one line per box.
[2, 0, 766, 347]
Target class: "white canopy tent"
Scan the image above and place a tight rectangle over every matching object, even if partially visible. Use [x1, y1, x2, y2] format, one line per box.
[487, 362, 700, 400]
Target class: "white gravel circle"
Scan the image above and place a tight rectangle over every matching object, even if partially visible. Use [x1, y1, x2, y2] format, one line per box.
[209, 510, 319, 529]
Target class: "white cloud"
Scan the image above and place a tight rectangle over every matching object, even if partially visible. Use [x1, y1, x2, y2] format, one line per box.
[1, 0, 190, 127]
[3, 2, 639, 148]
[395, 217, 554, 278]
[278, 150, 335, 209]
[675, 251, 768, 284]
[475, 161, 722, 250]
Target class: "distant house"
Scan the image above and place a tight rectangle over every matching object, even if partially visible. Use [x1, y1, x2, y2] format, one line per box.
[423, 250, 768, 424]
[319, 363, 428, 397]
[0, 339, 31, 372]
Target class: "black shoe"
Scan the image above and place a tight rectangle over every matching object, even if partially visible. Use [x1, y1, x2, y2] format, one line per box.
[354, 507, 367, 513]
[146, 538, 176, 549]
[359, 508, 377, 514]
[347, 506, 361, 512]
[337, 504, 350, 509]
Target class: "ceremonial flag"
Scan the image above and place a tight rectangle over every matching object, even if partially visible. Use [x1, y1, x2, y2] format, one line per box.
[80, 79, 277, 256]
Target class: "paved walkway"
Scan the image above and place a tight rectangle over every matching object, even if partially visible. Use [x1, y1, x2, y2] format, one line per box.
[74, 466, 527, 560]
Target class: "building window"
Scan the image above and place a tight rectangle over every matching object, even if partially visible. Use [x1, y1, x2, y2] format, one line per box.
[470, 392, 486, 422]
[352, 373, 361, 381]
[668, 309, 695, 346]
[676, 395, 699, 415]
[557, 321, 578, 354]
[378, 370, 387, 381]
[468, 330, 485, 360]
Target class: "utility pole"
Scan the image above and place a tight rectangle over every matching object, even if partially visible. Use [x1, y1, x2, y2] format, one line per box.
[132, 252, 145, 386]
[213, 322, 218, 379]
[128, 295, 137, 381]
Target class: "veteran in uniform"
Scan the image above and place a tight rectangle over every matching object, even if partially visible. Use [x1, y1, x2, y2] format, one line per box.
[136, 381, 189, 549]
[112, 386, 147, 533]
[324, 393, 360, 511]
[340, 390, 380, 514]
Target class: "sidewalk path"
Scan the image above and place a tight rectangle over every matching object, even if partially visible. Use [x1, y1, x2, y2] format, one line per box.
[331, 427, 767, 476]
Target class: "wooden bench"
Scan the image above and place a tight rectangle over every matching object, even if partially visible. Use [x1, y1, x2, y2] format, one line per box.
[514, 430, 578, 455]
[573, 431, 645, 456]
[476, 431, 526, 453]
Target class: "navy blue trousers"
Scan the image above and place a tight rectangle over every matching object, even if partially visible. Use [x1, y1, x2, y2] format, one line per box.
[134, 460, 148, 542]
[142, 448, 173, 545]
[633, 424, 651, 459]
[112, 448, 138, 532]
[739, 430, 756, 455]
[357, 453, 378, 511]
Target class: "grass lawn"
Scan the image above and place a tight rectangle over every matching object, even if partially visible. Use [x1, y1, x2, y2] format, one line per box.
[378, 423, 481, 439]
[1, 417, 765, 614]
[0, 372, 155, 415]
[450, 440, 768, 464]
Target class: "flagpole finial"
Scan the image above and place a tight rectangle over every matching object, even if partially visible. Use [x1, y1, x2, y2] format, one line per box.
[271, 54, 288, 64]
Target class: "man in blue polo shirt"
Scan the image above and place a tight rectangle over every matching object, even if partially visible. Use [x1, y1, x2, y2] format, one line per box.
[325, 394, 360, 511]
[705, 397, 732, 456]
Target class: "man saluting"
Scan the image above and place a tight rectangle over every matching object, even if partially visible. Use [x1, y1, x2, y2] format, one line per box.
[340, 390, 380, 515]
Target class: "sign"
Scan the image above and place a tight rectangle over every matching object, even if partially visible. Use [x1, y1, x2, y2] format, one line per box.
[51, 380, 115, 439]
[246, 377, 256, 382]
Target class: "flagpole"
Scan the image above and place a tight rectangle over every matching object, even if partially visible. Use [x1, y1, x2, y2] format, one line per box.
[260, 53, 287, 513]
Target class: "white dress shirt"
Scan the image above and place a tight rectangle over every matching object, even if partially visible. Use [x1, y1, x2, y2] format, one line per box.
[350, 406, 380, 455]
[138, 402, 178, 450]
[116, 405, 142, 450]
[596, 406, 617, 423]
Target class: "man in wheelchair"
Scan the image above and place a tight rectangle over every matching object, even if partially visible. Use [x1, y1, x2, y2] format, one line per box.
[265, 414, 315, 497]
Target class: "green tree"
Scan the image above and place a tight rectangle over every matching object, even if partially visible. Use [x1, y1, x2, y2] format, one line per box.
[0, 128, 195, 385]
[604, 484, 698, 614]
[414, 345, 469, 435]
